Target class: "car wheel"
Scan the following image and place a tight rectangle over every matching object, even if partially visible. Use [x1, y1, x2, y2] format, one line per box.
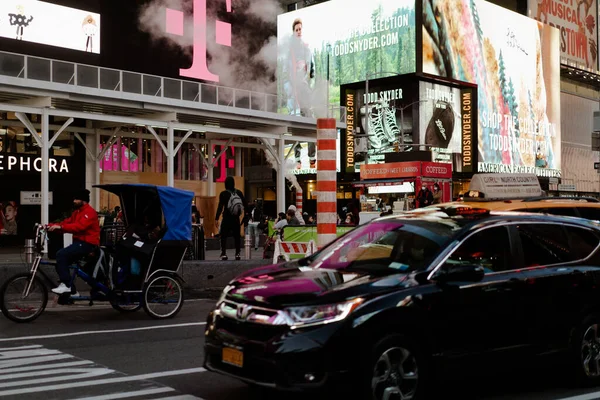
[571, 314, 600, 386]
[366, 334, 428, 400]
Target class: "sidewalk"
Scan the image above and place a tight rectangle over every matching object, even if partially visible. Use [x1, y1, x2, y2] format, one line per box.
[0, 247, 267, 265]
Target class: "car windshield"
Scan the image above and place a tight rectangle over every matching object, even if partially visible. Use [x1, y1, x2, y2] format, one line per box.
[306, 219, 457, 274]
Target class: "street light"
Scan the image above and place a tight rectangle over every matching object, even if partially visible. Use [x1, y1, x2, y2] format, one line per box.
[395, 99, 429, 149]
[326, 43, 331, 118]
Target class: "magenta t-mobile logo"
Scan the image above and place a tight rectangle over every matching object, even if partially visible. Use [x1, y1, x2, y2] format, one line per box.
[165, 0, 232, 83]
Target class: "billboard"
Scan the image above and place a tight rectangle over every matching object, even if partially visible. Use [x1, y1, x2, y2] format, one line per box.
[0, 0, 100, 54]
[344, 82, 417, 173]
[418, 82, 462, 167]
[277, 0, 416, 116]
[286, 132, 341, 175]
[528, 0, 598, 71]
[423, 0, 561, 177]
[0, 201, 18, 236]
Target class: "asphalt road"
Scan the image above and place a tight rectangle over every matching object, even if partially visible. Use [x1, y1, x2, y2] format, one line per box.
[0, 300, 600, 400]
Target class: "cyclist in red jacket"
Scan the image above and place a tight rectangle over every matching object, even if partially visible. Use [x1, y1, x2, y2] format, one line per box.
[47, 189, 100, 295]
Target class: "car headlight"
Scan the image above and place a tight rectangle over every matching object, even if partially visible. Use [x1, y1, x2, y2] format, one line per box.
[284, 298, 363, 329]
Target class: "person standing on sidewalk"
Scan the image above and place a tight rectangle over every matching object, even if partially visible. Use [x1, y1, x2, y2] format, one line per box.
[47, 189, 100, 295]
[215, 176, 246, 260]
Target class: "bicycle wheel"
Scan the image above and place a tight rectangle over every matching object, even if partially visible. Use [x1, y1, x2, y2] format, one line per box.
[111, 295, 142, 313]
[0, 273, 48, 323]
[142, 275, 184, 319]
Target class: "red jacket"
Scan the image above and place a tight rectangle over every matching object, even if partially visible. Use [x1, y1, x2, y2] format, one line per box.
[52, 203, 100, 246]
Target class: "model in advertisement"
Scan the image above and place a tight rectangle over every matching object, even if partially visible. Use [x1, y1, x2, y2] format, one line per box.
[9, 5, 33, 41]
[82, 15, 98, 53]
[0, 201, 18, 236]
[282, 18, 315, 117]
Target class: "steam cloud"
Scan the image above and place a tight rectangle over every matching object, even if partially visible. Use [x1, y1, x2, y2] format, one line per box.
[138, 0, 281, 93]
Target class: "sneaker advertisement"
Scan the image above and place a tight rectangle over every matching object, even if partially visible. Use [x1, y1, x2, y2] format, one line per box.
[344, 81, 418, 173]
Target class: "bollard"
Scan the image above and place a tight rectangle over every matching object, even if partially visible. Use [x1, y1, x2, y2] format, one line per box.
[244, 233, 252, 260]
[24, 239, 35, 265]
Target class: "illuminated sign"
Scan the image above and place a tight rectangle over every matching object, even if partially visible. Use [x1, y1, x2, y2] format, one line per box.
[528, 0, 598, 71]
[0, 0, 101, 54]
[164, 0, 232, 82]
[345, 91, 355, 172]
[0, 155, 69, 173]
[286, 133, 341, 175]
[423, 0, 561, 178]
[418, 81, 462, 165]
[277, 0, 415, 114]
[461, 88, 474, 172]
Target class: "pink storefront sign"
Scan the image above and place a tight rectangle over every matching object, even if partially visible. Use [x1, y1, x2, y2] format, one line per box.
[99, 144, 139, 172]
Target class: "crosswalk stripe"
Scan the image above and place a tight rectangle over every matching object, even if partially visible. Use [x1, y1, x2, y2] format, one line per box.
[0, 345, 42, 352]
[0, 367, 207, 397]
[0, 360, 93, 374]
[70, 387, 176, 400]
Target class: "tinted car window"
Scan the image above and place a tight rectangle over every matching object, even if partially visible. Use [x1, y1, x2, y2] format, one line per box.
[311, 221, 448, 273]
[517, 224, 572, 267]
[577, 207, 600, 221]
[564, 226, 600, 260]
[446, 227, 512, 273]
[525, 207, 579, 217]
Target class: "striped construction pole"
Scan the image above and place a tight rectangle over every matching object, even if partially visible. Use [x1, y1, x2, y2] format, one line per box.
[295, 188, 303, 214]
[316, 118, 337, 249]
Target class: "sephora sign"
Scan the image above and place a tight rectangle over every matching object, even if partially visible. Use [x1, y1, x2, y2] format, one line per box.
[0, 155, 69, 173]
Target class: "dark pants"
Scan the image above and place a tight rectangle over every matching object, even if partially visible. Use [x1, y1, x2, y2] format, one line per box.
[220, 219, 241, 255]
[55, 240, 96, 290]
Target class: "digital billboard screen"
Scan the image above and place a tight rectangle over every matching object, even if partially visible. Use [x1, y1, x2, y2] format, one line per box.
[423, 0, 561, 177]
[286, 131, 341, 175]
[0, 0, 100, 54]
[528, 0, 598, 71]
[277, 0, 416, 116]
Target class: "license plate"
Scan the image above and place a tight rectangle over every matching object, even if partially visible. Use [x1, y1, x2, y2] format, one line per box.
[222, 347, 243, 368]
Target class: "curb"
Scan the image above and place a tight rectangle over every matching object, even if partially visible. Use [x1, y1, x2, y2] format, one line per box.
[0, 259, 273, 293]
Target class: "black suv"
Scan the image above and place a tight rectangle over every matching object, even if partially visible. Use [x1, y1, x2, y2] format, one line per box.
[204, 206, 600, 399]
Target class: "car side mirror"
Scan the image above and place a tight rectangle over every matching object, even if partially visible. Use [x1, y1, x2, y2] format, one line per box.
[433, 264, 485, 284]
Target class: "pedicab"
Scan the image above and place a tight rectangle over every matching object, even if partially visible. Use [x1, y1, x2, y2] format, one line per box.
[0, 184, 194, 323]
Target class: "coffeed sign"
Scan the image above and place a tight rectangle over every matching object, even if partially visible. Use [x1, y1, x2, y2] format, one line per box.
[0, 155, 69, 173]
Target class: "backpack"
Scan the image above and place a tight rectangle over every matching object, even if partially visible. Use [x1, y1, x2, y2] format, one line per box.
[227, 190, 244, 216]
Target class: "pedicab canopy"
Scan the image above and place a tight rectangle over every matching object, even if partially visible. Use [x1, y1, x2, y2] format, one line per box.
[94, 184, 194, 242]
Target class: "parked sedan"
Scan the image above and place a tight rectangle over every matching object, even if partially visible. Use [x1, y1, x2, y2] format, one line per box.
[204, 206, 600, 399]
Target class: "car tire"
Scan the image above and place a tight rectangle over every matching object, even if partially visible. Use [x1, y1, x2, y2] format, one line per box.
[570, 313, 600, 387]
[363, 334, 429, 400]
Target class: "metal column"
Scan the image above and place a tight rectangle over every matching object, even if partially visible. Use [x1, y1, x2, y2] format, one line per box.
[167, 123, 175, 187]
[277, 138, 286, 215]
[94, 130, 101, 208]
[207, 141, 215, 197]
[41, 109, 50, 227]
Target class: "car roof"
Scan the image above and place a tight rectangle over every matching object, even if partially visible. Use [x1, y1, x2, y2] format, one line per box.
[374, 205, 600, 233]
[433, 199, 600, 212]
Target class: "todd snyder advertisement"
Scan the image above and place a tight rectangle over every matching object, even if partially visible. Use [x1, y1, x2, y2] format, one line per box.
[461, 88, 475, 173]
[529, 0, 598, 70]
[345, 83, 414, 173]
[277, 0, 415, 115]
[418, 82, 462, 167]
[0, 0, 100, 54]
[423, 0, 561, 177]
